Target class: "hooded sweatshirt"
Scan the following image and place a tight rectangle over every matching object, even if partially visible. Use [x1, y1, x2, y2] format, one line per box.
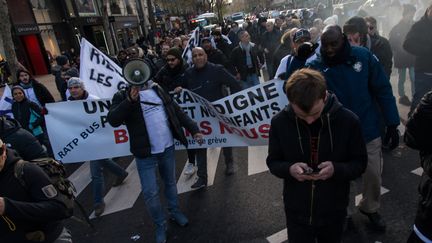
[267, 93, 367, 225]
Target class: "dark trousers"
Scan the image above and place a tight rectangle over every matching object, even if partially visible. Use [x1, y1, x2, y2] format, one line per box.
[286, 217, 344, 243]
[193, 147, 233, 181]
[409, 72, 432, 116]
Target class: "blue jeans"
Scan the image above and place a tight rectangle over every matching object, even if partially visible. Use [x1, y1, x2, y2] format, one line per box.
[242, 74, 260, 89]
[90, 158, 127, 205]
[398, 67, 415, 97]
[135, 145, 178, 225]
[410, 72, 432, 115]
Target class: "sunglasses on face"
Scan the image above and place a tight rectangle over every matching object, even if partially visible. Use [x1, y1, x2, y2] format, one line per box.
[368, 26, 375, 30]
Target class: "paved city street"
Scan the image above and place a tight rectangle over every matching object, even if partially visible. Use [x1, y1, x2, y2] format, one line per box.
[23, 71, 423, 243]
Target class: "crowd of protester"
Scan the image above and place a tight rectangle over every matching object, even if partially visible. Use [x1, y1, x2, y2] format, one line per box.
[0, 0, 432, 242]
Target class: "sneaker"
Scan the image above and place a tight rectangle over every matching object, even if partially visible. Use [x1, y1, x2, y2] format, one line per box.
[112, 172, 128, 187]
[399, 96, 412, 106]
[155, 223, 167, 243]
[225, 162, 237, 175]
[169, 210, 189, 227]
[191, 177, 207, 189]
[183, 163, 196, 176]
[94, 202, 105, 217]
[359, 209, 386, 231]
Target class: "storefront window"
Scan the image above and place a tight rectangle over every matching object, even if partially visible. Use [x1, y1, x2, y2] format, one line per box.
[39, 25, 61, 59]
[33, 0, 61, 24]
[110, 0, 123, 15]
[75, 0, 98, 16]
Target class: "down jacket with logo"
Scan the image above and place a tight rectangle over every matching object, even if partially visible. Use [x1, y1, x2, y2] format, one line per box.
[307, 42, 400, 143]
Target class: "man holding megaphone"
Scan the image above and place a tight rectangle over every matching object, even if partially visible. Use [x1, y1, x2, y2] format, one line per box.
[107, 59, 203, 243]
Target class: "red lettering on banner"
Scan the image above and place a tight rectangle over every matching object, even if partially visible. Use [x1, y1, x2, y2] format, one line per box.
[114, 129, 129, 143]
[219, 122, 270, 139]
[200, 121, 212, 135]
[258, 124, 270, 138]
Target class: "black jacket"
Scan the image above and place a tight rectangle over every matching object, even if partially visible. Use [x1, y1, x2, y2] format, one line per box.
[261, 29, 282, 58]
[214, 38, 233, 58]
[12, 98, 44, 134]
[153, 62, 188, 92]
[181, 62, 241, 102]
[0, 116, 47, 160]
[403, 15, 432, 73]
[0, 150, 69, 243]
[51, 65, 66, 101]
[370, 34, 393, 78]
[267, 94, 367, 225]
[205, 48, 236, 75]
[272, 42, 292, 71]
[389, 20, 416, 68]
[230, 43, 264, 81]
[107, 84, 200, 158]
[404, 91, 432, 240]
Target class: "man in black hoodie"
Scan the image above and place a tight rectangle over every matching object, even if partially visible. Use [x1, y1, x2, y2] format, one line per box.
[267, 68, 367, 243]
[0, 139, 72, 243]
[404, 4, 432, 115]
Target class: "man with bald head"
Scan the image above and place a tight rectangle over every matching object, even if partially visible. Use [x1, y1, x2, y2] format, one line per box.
[180, 47, 242, 189]
[307, 25, 400, 231]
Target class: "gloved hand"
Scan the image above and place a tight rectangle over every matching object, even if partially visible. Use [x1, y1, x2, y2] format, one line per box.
[296, 42, 318, 61]
[383, 125, 400, 151]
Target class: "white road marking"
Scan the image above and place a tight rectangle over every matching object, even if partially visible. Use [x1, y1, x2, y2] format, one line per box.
[355, 186, 389, 206]
[266, 228, 287, 243]
[248, 146, 269, 175]
[67, 161, 91, 197]
[90, 160, 141, 218]
[177, 148, 221, 194]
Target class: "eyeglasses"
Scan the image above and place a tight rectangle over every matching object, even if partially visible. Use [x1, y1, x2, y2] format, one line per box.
[166, 58, 177, 62]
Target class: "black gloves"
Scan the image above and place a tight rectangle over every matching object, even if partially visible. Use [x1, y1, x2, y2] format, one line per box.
[383, 125, 400, 151]
[296, 42, 319, 61]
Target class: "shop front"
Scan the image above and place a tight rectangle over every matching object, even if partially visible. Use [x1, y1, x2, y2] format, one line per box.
[110, 16, 141, 51]
[7, 0, 51, 75]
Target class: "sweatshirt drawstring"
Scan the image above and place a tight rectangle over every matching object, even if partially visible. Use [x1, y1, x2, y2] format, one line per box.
[2, 216, 16, 231]
[295, 117, 304, 154]
[327, 113, 334, 152]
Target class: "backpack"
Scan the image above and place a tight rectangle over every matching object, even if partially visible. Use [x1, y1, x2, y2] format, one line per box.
[14, 158, 93, 227]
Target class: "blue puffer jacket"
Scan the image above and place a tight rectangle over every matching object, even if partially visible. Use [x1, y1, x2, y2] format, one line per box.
[307, 43, 399, 142]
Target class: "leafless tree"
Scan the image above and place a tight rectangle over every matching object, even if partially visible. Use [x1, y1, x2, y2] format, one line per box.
[0, 0, 18, 83]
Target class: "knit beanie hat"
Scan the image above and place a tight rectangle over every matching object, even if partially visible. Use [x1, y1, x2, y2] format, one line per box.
[65, 68, 79, 78]
[166, 48, 183, 60]
[11, 85, 25, 95]
[56, 55, 69, 66]
[67, 77, 84, 89]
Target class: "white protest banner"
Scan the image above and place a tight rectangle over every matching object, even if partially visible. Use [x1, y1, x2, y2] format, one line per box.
[45, 80, 287, 163]
[172, 80, 287, 148]
[79, 38, 127, 99]
[0, 85, 14, 118]
[182, 27, 200, 65]
[45, 99, 131, 163]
